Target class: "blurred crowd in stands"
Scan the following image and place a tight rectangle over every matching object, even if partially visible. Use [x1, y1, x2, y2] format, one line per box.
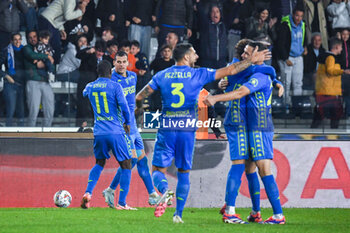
[0, 0, 350, 129]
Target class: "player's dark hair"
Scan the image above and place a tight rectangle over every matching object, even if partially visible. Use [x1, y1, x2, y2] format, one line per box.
[115, 51, 128, 59]
[97, 60, 112, 77]
[173, 43, 193, 62]
[94, 39, 107, 52]
[39, 30, 51, 39]
[131, 40, 140, 48]
[235, 39, 253, 60]
[248, 41, 268, 51]
[329, 37, 342, 50]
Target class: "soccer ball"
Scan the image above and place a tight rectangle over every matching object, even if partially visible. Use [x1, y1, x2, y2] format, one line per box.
[53, 190, 72, 208]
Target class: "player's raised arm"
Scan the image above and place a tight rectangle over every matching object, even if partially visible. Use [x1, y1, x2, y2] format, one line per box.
[214, 47, 271, 80]
[135, 84, 155, 111]
[204, 86, 251, 107]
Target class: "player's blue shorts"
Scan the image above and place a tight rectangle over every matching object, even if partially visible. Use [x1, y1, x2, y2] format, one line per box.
[129, 131, 144, 151]
[94, 133, 132, 162]
[248, 131, 274, 161]
[225, 125, 249, 161]
[152, 129, 196, 170]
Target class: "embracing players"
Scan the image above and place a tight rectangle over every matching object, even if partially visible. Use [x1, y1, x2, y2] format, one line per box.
[135, 43, 270, 223]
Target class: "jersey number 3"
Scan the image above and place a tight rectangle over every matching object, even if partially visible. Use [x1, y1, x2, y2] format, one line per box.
[171, 83, 185, 108]
[92, 92, 109, 114]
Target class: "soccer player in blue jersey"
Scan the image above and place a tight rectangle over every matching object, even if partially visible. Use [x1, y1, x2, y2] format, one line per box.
[102, 51, 160, 209]
[217, 39, 284, 224]
[135, 43, 271, 223]
[204, 42, 286, 224]
[80, 60, 133, 209]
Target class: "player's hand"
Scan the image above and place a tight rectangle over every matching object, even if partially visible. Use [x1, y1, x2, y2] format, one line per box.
[203, 95, 216, 107]
[218, 79, 228, 90]
[286, 59, 293, 66]
[5, 74, 15, 84]
[276, 83, 284, 97]
[123, 124, 130, 135]
[251, 47, 271, 64]
[217, 134, 227, 139]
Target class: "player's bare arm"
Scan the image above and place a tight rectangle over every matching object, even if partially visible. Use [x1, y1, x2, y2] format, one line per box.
[203, 86, 251, 107]
[135, 84, 155, 111]
[214, 47, 271, 80]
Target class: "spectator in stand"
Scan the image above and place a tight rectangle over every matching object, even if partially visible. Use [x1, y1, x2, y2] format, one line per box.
[223, 0, 253, 61]
[154, 0, 193, 54]
[150, 45, 175, 74]
[119, 40, 138, 74]
[101, 27, 117, 42]
[104, 39, 119, 65]
[96, 0, 128, 43]
[339, 29, 350, 117]
[130, 40, 151, 93]
[199, 5, 227, 69]
[36, 30, 55, 82]
[0, 0, 28, 50]
[327, 0, 350, 36]
[21, 0, 38, 31]
[303, 0, 329, 50]
[149, 44, 175, 111]
[130, 40, 149, 75]
[127, 0, 156, 60]
[245, 7, 277, 65]
[56, 35, 88, 83]
[312, 37, 350, 128]
[303, 32, 326, 92]
[276, 7, 306, 105]
[76, 39, 108, 127]
[38, 0, 89, 65]
[278, 0, 304, 18]
[156, 32, 179, 58]
[23, 30, 55, 127]
[64, 14, 93, 44]
[0, 33, 25, 126]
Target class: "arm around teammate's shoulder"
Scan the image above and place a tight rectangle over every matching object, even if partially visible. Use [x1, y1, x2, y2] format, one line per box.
[214, 47, 271, 80]
[203, 86, 251, 107]
[115, 82, 131, 125]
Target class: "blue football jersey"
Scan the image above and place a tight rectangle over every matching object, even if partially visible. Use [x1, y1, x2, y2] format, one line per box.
[111, 70, 138, 134]
[83, 77, 131, 135]
[148, 65, 216, 130]
[224, 58, 251, 127]
[243, 71, 274, 132]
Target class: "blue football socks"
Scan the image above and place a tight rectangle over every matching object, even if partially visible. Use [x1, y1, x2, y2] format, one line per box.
[110, 158, 137, 190]
[137, 156, 155, 194]
[226, 164, 245, 208]
[118, 168, 131, 206]
[246, 172, 261, 212]
[85, 164, 104, 194]
[175, 172, 190, 218]
[262, 175, 283, 215]
[152, 170, 168, 194]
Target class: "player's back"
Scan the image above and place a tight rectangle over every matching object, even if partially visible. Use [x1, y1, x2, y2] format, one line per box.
[149, 65, 216, 126]
[245, 72, 273, 131]
[83, 77, 128, 135]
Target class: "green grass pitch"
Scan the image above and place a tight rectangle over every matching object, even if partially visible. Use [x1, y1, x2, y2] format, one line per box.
[1, 208, 349, 233]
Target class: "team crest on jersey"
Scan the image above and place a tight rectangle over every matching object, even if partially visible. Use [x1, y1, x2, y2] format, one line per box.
[250, 78, 258, 87]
